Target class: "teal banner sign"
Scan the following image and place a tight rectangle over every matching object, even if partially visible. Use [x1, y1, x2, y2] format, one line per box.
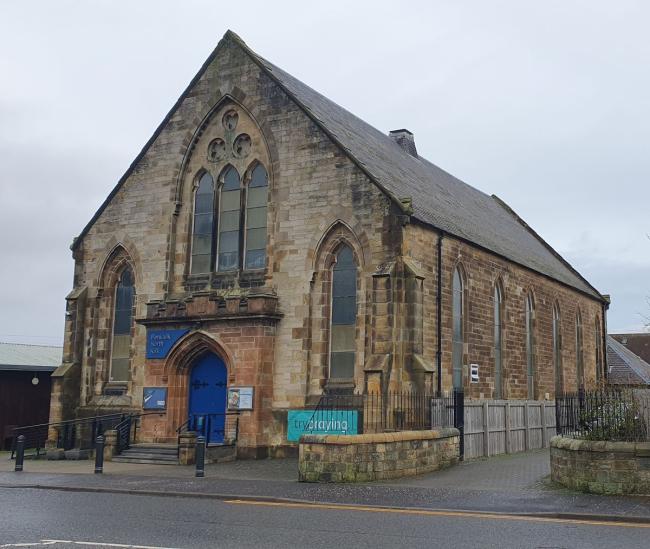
[146, 329, 189, 359]
[287, 410, 358, 442]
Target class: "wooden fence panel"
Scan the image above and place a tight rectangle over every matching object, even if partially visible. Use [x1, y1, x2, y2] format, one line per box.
[461, 399, 556, 459]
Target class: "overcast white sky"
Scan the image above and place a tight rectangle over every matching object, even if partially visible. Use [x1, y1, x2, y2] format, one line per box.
[0, 1, 648, 346]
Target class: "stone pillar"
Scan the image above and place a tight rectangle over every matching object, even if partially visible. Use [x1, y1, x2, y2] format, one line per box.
[103, 430, 118, 461]
[178, 432, 197, 465]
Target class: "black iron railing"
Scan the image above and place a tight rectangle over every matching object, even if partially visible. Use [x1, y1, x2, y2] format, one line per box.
[556, 387, 650, 442]
[10, 413, 126, 459]
[10, 411, 164, 459]
[115, 415, 133, 454]
[304, 390, 466, 457]
[186, 412, 240, 445]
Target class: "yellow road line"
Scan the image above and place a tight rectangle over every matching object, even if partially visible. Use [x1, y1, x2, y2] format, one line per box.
[224, 499, 650, 529]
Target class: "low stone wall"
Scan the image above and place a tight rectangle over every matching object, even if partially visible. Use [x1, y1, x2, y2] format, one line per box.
[550, 435, 650, 495]
[299, 428, 460, 483]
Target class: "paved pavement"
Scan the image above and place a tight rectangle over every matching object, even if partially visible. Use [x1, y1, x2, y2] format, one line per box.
[3, 487, 650, 549]
[2, 449, 650, 521]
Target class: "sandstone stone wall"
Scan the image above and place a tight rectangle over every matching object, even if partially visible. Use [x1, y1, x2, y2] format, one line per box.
[53, 36, 399, 451]
[51, 32, 607, 456]
[299, 428, 459, 482]
[404, 223, 606, 400]
[550, 435, 650, 494]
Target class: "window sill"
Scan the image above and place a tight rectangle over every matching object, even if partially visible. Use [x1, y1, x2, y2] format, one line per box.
[324, 378, 356, 395]
[183, 270, 267, 292]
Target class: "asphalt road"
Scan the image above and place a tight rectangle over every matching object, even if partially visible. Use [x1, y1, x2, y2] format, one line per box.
[1, 487, 649, 549]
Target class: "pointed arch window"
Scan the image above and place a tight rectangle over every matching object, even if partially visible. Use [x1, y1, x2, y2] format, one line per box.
[329, 245, 357, 380]
[191, 172, 214, 274]
[576, 312, 584, 389]
[217, 166, 241, 271]
[244, 164, 268, 270]
[452, 267, 464, 390]
[553, 304, 563, 395]
[110, 268, 135, 382]
[493, 283, 503, 399]
[525, 293, 535, 398]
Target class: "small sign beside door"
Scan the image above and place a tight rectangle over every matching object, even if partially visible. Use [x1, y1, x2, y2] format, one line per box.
[143, 387, 167, 410]
[228, 386, 254, 410]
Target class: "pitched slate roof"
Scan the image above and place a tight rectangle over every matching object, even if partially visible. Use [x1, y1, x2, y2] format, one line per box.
[607, 336, 650, 385]
[0, 342, 62, 372]
[72, 31, 603, 301]
[611, 333, 650, 364]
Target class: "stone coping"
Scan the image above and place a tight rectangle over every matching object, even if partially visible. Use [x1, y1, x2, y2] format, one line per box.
[300, 428, 459, 446]
[550, 435, 650, 457]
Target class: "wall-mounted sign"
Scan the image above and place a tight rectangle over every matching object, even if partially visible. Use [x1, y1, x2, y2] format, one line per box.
[287, 410, 358, 442]
[470, 363, 479, 383]
[143, 387, 167, 410]
[228, 387, 254, 410]
[146, 329, 189, 359]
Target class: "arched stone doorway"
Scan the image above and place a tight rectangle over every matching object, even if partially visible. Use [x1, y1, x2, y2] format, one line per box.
[163, 332, 234, 442]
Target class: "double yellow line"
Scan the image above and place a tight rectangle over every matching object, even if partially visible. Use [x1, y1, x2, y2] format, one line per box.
[225, 499, 650, 529]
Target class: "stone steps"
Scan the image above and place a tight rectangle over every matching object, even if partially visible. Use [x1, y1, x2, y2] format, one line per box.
[113, 443, 179, 465]
[112, 456, 179, 465]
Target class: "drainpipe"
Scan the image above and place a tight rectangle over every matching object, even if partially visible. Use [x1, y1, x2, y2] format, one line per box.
[601, 296, 610, 380]
[436, 231, 444, 396]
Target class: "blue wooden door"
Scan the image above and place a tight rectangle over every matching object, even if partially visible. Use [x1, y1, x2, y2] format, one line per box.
[188, 353, 227, 444]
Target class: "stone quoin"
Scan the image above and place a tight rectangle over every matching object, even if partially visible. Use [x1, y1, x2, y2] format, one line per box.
[48, 31, 609, 458]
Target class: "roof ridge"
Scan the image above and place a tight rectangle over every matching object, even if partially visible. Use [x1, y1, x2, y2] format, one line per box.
[491, 194, 605, 302]
[68, 30, 604, 302]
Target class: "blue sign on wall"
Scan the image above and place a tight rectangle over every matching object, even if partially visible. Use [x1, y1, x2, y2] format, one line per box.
[287, 410, 358, 442]
[146, 329, 189, 359]
[143, 387, 167, 410]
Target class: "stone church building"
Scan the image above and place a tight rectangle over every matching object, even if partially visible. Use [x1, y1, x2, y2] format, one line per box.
[49, 31, 609, 457]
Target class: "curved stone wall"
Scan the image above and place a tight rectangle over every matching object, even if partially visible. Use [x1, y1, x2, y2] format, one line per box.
[550, 435, 650, 495]
[299, 428, 459, 483]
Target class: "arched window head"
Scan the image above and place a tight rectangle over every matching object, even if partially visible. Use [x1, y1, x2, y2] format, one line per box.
[191, 172, 214, 274]
[525, 293, 535, 398]
[576, 312, 584, 389]
[493, 283, 503, 399]
[217, 166, 241, 271]
[552, 304, 563, 395]
[452, 267, 464, 390]
[244, 164, 268, 270]
[329, 245, 357, 380]
[110, 267, 135, 382]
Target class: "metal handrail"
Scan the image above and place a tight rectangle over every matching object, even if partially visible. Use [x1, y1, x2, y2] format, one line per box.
[10, 411, 165, 459]
[115, 416, 132, 454]
[185, 411, 241, 445]
[12, 413, 130, 432]
[10, 413, 127, 458]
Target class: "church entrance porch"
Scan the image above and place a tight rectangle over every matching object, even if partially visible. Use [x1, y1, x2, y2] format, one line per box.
[187, 352, 227, 445]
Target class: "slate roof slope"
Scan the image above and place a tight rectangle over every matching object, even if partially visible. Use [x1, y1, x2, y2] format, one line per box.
[72, 31, 603, 301]
[231, 33, 601, 300]
[0, 342, 62, 372]
[607, 336, 650, 385]
[611, 333, 650, 365]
